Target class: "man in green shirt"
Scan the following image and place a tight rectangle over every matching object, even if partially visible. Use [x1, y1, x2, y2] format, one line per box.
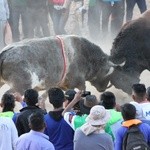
[100, 91, 122, 139]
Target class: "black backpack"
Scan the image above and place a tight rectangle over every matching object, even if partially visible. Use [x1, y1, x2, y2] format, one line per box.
[122, 124, 150, 150]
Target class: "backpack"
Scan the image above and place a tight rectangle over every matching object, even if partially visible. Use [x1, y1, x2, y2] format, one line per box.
[122, 124, 150, 150]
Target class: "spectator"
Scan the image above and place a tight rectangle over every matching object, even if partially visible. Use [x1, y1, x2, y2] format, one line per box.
[0, 93, 15, 118]
[74, 105, 114, 150]
[48, 0, 70, 35]
[126, 0, 147, 22]
[27, 0, 50, 38]
[101, 0, 125, 41]
[132, 83, 150, 120]
[16, 112, 55, 150]
[8, 0, 29, 42]
[68, 0, 87, 35]
[0, 0, 9, 49]
[0, 117, 18, 150]
[44, 87, 74, 150]
[15, 89, 46, 136]
[130, 101, 150, 125]
[87, 0, 102, 43]
[63, 91, 114, 140]
[115, 103, 150, 150]
[100, 91, 122, 138]
[64, 89, 76, 108]
[63, 92, 98, 130]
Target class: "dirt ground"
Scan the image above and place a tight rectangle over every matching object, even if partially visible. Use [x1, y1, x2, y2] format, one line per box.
[1, 2, 150, 112]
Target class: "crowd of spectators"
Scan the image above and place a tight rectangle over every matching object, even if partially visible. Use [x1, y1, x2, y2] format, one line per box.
[0, 83, 150, 149]
[0, 0, 148, 49]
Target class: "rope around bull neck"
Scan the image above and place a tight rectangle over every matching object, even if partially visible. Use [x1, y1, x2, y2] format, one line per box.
[56, 36, 67, 86]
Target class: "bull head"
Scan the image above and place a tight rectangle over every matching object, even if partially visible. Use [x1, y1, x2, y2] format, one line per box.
[90, 60, 125, 92]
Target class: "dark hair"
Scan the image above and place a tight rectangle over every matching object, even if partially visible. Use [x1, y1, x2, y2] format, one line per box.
[1, 93, 15, 112]
[48, 87, 64, 108]
[24, 89, 38, 106]
[100, 91, 116, 109]
[132, 83, 146, 98]
[121, 103, 136, 121]
[28, 112, 45, 131]
[65, 89, 76, 102]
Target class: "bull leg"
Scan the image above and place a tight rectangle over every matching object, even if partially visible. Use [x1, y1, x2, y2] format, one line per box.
[5, 70, 32, 95]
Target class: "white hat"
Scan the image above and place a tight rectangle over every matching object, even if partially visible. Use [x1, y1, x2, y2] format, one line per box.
[86, 105, 110, 126]
[130, 101, 144, 119]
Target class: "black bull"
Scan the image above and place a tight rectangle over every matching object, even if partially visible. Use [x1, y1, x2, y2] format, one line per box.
[0, 35, 122, 96]
[110, 10, 150, 94]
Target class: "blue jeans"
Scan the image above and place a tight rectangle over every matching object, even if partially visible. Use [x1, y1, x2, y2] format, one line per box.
[126, 0, 147, 22]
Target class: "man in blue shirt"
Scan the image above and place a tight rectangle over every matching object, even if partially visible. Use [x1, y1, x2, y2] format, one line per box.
[115, 103, 150, 150]
[44, 88, 74, 150]
[16, 112, 55, 150]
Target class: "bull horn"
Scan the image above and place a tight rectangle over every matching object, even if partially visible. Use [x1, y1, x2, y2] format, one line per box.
[105, 67, 114, 77]
[109, 61, 125, 67]
[106, 82, 112, 89]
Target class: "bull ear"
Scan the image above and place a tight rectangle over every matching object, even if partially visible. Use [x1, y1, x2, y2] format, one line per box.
[105, 67, 114, 77]
[109, 61, 125, 67]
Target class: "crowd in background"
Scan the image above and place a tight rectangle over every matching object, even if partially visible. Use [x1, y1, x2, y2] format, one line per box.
[0, 0, 148, 49]
[0, 83, 150, 149]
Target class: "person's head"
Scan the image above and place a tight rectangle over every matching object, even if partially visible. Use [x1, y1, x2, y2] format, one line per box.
[24, 89, 39, 106]
[146, 86, 150, 102]
[28, 112, 45, 132]
[65, 89, 76, 102]
[132, 83, 146, 102]
[100, 91, 116, 109]
[121, 103, 136, 121]
[86, 105, 110, 126]
[79, 95, 98, 115]
[1, 93, 15, 112]
[64, 89, 76, 107]
[48, 87, 65, 108]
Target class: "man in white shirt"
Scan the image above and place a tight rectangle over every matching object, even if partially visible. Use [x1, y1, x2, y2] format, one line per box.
[132, 83, 150, 120]
[0, 117, 18, 150]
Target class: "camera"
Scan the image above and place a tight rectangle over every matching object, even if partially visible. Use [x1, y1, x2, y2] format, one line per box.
[81, 91, 91, 97]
